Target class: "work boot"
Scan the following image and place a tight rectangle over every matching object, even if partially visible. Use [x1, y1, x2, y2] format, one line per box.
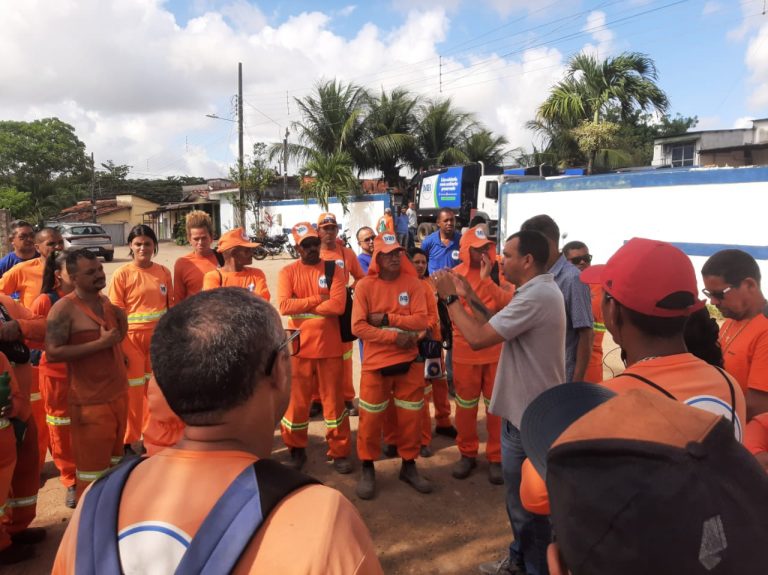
[333, 457, 353, 474]
[65, 486, 77, 509]
[0, 543, 34, 566]
[381, 444, 398, 458]
[285, 447, 307, 471]
[478, 557, 523, 575]
[399, 459, 432, 494]
[452, 456, 477, 479]
[345, 400, 359, 417]
[10, 528, 46, 545]
[309, 401, 322, 418]
[435, 425, 458, 439]
[420, 445, 434, 458]
[356, 461, 376, 500]
[488, 462, 503, 485]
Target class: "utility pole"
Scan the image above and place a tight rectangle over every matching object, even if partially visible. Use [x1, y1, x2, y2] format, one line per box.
[283, 127, 289, 199]
[237, 62, 245, 229]
[90, 152, 97, 223]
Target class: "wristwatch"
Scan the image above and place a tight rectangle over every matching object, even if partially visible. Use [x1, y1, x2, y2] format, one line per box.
[443, 294, 460, 306]
[381, 314, 389, 326]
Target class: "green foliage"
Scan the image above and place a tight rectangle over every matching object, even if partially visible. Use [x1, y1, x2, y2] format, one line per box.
[230, 143, 275, 232]
[460, 130, 510, 166]
[173, 214, 188, 245]
[299, 151, 360, 213]
[0, 186, 34, 219]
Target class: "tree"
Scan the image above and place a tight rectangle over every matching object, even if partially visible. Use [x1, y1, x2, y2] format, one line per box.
[0, 186, 33, 219]
[95, 160, 132, 198]
[411, 98, 479, 170]
[230, 143, 275, 235]
[460, 130, 510, 166]
[299, 151, 360, 213]
[533, 51, 669, 173]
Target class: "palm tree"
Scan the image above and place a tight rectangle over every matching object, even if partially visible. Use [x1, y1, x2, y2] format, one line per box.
[460, 130, 510, 167]
[534, 51, 669, 173]
[411, 98, 479, 170]
[299, 150, 360, 213]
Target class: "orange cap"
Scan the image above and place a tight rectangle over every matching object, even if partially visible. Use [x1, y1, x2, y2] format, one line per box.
[461, 225, 493, 250]
[217, 228, 260, 252]
[291, 222, 319, 246]
[317, 213, 338, 228]
[373, 232, 403, 255]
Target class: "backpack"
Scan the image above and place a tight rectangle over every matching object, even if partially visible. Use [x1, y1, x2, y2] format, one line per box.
[75, 457, 319, 574]
[324, 260, 357, 342]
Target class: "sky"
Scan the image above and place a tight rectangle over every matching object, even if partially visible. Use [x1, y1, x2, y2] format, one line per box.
[1, 0, 766, 180]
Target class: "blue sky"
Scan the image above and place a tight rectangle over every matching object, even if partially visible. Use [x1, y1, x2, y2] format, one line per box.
[1, 0, 765, 178]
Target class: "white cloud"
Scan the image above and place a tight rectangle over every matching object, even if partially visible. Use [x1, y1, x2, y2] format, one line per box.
[580, 11, 615, 59]
[695, 116, 722, 130]
[745, 22, 768, 108]
[702, 1, 722, 16]
[484, 0, 529, 18]
[733, 116, 754, 129]
[391, 0, 461, 13]
[338, 5, 357, 18]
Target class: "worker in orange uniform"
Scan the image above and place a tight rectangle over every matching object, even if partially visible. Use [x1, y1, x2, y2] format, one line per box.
[173, 210, 220, 302]
[202, 228, 270, 299]
[0, 299, 47, 565]
[376, 208, 395, 235]
[447, 226, 513, 484]
[29, 251, 77, 508]
[353, 233, 432, 500]
[108, 225, 173, 453]
[277, 223, 352, 474]
[316, 212, 362, 417]
[46, 250, 128, 503]
[563, 241, 605, 382]
[1, 227, 64, 469]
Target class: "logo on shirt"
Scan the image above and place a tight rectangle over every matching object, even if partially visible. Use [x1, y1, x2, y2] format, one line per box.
[382, 234, 397, 245]
[335, 259, 345, 269]
[451, 250, 460, 261]
[159, 284, 168, 296]
[685, 395, 743, 441]
[247, 283, 255, 292]
[475, 228, 487, 239]
[398, 292, 409, 306]
[118, 521, 191, 573]
[318, 275, 328, 289]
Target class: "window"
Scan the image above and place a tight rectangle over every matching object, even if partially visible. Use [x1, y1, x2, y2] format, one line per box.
[670, 143, 695, 167]
[485, 181, 498, 200]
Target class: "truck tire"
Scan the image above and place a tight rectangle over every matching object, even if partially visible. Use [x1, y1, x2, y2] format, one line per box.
[417, 223, 436, 242]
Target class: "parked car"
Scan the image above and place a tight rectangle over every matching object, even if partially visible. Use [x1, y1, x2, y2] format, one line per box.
[56, 223, 115, 261]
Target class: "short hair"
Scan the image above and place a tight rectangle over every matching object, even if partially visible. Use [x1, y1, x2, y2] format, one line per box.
[9, 220, 33, 238]
[185, 210, 214, 237]
[408, 247, 427, 260]
[150, 289, 283, 426]
[438, 208, 455, 221]
[469, 215, 486, 228]
[520, 214, 560, 243]
[127, 224, 159, 256]
[506, 230, 549, 269]
[65, 249, 97, 277]
[41, 250, 68, 295]
[356, 226, 374, 241]
[35, 227, 60, 242]
[702, 249, 761, 286]
[562, 240, 587, 257]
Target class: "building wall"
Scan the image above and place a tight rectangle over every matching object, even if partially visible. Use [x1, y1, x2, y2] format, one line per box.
[99, 208, 132, 225]
[114, 195, 161, 225]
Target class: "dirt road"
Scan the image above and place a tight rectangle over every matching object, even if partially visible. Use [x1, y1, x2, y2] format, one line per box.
[9, 242, 624, 574]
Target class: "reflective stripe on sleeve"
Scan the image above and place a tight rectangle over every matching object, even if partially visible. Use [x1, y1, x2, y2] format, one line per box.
[46, 414, 71, 426]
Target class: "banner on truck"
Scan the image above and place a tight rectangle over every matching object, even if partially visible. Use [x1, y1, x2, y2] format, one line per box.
[419, 166, 463, 209]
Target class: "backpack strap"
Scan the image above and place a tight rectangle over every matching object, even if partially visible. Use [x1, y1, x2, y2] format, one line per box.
[713, 365, 737, 427]
[47, 292, 61, 306]
[217, 269, 223, 287]
[324, 259, 336, 292]
[615, 372, 677, 400]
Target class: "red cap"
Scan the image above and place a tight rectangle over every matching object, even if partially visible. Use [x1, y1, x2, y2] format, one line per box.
[580, 238, 697, 317]
[317, 213, 338, 228]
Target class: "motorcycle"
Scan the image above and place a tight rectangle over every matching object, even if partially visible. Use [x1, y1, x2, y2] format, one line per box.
[250, 233, 299, 260]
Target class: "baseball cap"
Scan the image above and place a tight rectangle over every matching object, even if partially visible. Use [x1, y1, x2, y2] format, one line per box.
[460, 225, 493, 250]
[216, 228, 260, 252]
[373, 232, 403, 255]
[317, 213, 338, 228]
[291, 222, 318, 246]
[521, 385, 768, 575]
[580, 237, 697, 317]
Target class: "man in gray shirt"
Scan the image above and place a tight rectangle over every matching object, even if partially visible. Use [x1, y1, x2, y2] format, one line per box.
[433, 230, 565, 575]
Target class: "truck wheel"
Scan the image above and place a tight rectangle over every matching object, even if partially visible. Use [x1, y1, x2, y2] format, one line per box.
[417, 223, 434, 242]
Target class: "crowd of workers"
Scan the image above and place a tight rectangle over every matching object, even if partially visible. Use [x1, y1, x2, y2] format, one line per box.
[0, 207, 765, 573]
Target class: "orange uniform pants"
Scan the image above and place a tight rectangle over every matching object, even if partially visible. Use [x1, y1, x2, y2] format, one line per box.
[312, 342, 356, 404]
[358, 363, 423, 461]
[6, 416, 40, 540]
[453, 361, 501, 462]
[143, 376, 185, 457]
[41, 374, 75, 487]
[383, 374, 451, 447]
[30, 366, 49, 469]
[0, 424, 16, 551]
[70, 395, 127, 500]
[281, 356, 351, 458]
[122, 329, 153, 444]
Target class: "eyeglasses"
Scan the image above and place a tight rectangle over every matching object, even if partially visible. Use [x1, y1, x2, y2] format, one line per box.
[265, 329, 301, 376]
[702, 286, 733, 300]
[569, 255, 592, 265]
[359, 236, 375, 243]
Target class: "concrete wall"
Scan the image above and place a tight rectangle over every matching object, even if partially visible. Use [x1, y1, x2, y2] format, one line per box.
[114, 195, 160, 225]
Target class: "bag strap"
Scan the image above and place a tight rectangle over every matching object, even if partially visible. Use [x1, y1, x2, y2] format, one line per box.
[713, 365, 737, 427]
[324, 259, 336, 292]
[47, 292, 61, 306]
[217, 269, 223, 287]
[615, 372, 677, 400]
[0, 302, 11, 323]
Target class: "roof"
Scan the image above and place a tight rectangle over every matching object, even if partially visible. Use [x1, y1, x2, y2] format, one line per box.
[52, 200, 129, 222]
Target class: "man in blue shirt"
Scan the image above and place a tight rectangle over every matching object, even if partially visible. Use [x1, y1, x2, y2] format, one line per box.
[521, 214, 594, 382]
[355, 227, 375, 274]
[395, 207, 410, 247]
[420, 208, 461, 275]
[0, 220, 38, 277]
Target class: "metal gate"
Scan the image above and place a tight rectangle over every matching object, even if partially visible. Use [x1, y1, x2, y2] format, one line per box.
[99, 223, 127, 246]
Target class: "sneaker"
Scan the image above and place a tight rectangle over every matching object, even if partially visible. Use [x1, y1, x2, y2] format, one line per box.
[345, 400, 359, 417]
[332, 457, 353, 474]
[488, 462, 504, 485]
[452, 456, 477, 479]
[435, 425, 458, 439]
[420, 445, 434, 458]
[10, 528, 46, 545]
[309, 401, 322, 418]
[478, 557, 523, 575]
[356, 462, 376, 500]
[381, 443, 398, 458]
[399, 460, 432, 494]
[285, 447, 307, 471]
[0, 543, 34, 565]
[65, 486, 77, 509]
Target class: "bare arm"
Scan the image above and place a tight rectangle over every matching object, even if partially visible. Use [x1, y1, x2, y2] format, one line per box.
[45, 301, 121, 362]
[572, 327, 594, 382]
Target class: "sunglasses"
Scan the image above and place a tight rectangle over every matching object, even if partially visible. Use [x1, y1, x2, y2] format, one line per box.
[359, 236, 375, 243]
[702, 286, 733, 300]
[569, 254, 592, 265]
[265, 329, 301, 376]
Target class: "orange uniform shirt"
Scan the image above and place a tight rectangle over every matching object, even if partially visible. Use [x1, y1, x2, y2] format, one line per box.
[108, 262, 174, 331]
[277, 260, 347, 359]
[376, 215, 395, 235]
[452, 268, 514, 365]
[584, 284, 606, 383]
[52, 448, 383, 574]
[0, 257, 44, 309]
[0, 350, 27, 421]
[173, 252, 219, 301]
[0, 293, 46, 403]
[744, 413, 768, 456]
[421, 278, 440, 340]
[202, 267, 271, 300]
[320, 244, 364, 285]
[30, 292, 68, 379]
[352, 274, 429, 371]
[719, 314, 768, 394]
[603, 353, 747, 441]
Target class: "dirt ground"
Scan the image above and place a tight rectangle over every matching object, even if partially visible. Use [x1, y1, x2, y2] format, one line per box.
[9, 242, 625, 575]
